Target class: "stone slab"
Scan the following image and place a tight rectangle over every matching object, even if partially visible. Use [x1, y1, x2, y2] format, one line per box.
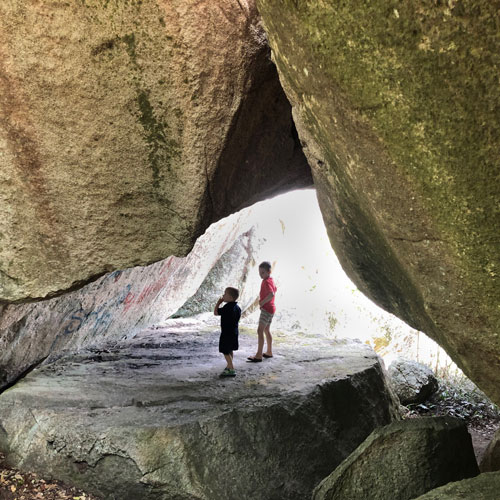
[0, 323, 399, 499]
[313, 416, 479, 500]
[415, 471, 500, 500]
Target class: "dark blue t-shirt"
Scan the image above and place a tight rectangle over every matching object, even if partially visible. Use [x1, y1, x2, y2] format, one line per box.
[218, 302, 240, 354]
[218, 301, 241, 335]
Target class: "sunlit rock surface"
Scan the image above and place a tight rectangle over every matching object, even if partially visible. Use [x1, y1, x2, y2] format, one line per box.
[415, 471, 500, 500]
[0, 0, 311, 302]
[0, 211, 258, 389]
[0, 324, 399, 500]
[313, 417, 479, 500]
[256, 1, 500, 404]
[172, 227, 263, 318]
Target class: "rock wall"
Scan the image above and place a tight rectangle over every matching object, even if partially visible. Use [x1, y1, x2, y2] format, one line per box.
[172, 227, 263, 318]
[0, 210, 258, 389]
[0, 0, 311, 302]
[256, 0, 500, 404]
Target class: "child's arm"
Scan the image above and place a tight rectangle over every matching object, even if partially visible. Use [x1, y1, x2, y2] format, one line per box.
[214, 296, 224, 316]
[259, 292, 274, 308]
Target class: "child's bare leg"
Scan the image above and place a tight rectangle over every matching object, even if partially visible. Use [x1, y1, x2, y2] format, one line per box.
[264, 325, 273, 356]
[253, 323, 265, 359]
[224, 353, 234, 370]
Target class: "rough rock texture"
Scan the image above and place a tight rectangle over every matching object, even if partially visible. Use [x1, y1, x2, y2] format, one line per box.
[415, 471, 500, 500]
[313, 417, 479, 500]
[0, 210, 258, 390]
[388, 358, 438, 405]
[480, 428, 500, 473]
[255, 1, 500, 405]
[0, 0, 311, 302]
[0, 324, 399, 500]
[172, 226, 262, 318]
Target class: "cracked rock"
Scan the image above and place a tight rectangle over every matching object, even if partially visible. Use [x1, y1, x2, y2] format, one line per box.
[388, 358, 438, 405]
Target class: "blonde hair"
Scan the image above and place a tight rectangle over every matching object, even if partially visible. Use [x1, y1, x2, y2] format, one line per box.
[225, 287, 239, 300]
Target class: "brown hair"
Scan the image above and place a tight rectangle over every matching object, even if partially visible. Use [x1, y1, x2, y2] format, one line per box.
[259, 261, 272, 272]
[225, 287, 239, 300]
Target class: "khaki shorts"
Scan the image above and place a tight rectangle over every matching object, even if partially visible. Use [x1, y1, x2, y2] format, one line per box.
[259, 309, 274, 327]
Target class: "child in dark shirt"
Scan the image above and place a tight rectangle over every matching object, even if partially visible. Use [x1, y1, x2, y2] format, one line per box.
[214, 287, 241, 377]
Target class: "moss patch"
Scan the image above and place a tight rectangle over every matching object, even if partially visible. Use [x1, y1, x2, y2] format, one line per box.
[136, 89, 180, 193]
[117, 30, 181, 200]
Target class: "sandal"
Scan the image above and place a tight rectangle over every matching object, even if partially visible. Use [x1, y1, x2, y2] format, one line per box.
[247, 357, 262, 362]
[263, 354, 273, 359]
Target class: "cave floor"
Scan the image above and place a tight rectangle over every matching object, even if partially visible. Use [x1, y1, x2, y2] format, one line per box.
[5, 321, 379, 424]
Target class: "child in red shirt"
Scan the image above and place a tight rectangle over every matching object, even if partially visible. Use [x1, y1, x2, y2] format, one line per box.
[248, 261, 277, 362]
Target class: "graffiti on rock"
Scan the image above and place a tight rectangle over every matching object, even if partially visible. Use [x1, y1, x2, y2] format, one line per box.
[59, 258, 175, 338]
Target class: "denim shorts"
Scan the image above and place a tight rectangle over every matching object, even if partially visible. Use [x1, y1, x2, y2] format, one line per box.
[259, 309, 274, 326]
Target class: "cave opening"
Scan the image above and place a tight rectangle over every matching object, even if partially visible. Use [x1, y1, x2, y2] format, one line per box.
[0, 187, 462, 388]
[165, 188, 458, 376]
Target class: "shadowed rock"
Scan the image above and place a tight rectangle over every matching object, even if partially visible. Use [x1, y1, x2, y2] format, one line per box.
[313, 417, 479, 500]
[480, 428, 500, 473]
[256, 0, 500, 405]
[0, 325, 399, 500]
[415, 471, 500, 500]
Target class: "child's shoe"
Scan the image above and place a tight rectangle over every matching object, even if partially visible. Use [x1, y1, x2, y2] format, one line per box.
[220, 368, 236, 377]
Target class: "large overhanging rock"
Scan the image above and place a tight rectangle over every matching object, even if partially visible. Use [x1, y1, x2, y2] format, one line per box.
[256, 1, 500, 404]
[0, 0, 311, 302]
[0, 326, 400, 499]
